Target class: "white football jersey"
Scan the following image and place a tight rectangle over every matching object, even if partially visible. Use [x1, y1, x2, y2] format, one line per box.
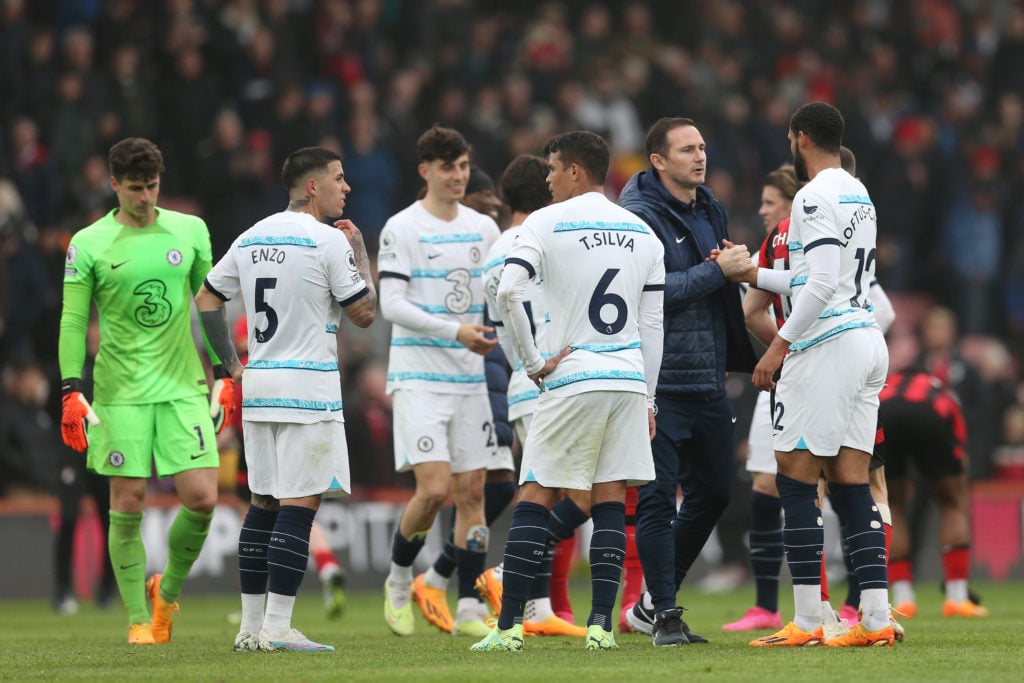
[785, 167, 879, 353]
[379, 201, 500, 394]
[506, 192, 665, 397]
[205, 211, 369, 423]
[483, 227, 548, 422]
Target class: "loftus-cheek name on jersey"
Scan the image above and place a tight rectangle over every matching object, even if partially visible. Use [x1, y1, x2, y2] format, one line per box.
[841, 205, 875, 247]
[578, 231, 635, 252]
[250, 247, 287, 264]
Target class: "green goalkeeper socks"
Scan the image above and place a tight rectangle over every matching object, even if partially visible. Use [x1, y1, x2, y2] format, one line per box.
[108, 510, 149, 625]
[160, 505, 213, 602]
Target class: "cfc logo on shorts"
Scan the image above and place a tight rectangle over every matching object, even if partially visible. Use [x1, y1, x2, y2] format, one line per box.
[166, 249, 183, 265]
[109, 451, 125, 468]
[417, 436, 434, 452]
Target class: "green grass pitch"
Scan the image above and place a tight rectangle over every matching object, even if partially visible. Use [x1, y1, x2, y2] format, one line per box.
[2, 581, 1022, 682]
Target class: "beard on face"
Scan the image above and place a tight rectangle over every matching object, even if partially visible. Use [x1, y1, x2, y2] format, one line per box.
[793, 147, 809, 182]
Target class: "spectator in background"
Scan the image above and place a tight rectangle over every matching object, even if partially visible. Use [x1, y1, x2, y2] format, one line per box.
[992, 404, 1024, 480]
[341, 108, 401, 242]
[945, 148, 1003, 335]
[1, 357, 62, 495]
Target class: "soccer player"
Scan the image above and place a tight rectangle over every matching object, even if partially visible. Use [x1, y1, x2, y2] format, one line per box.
[379, 125, 500, 638]
[196, 146, 376, 652]
[461, 165, 503, 224]
[742, 102, 893, 648]
[471, 130, 665, 652]
[475, 153, 587, 638]
[618, 117, 756, 647]
[726, 149, 898, 635]
[881, 370, 989, 619]
[416, 163, 518, 629]
[58, 137, 233, 645]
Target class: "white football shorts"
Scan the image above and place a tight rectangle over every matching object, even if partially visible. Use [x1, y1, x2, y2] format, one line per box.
[392, 390, 497, 474]
[746, 390, 776, 475]
[521, 390, 654, 490]
[243, 419, 350, 499]
[773, 326, 888, 456]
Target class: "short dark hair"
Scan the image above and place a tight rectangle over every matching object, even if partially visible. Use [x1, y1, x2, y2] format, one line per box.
[108, 137, 164, 181]
[839, 145, 856, 175]
[764, 164, 799, 202]
[644, 117, 697, 159]
[417, 124, 470, 163]
[498, 155, 550, 214]
[790, 102, 844, 154]
[543, 131, 609, 185]
[281, 147, 341, 192]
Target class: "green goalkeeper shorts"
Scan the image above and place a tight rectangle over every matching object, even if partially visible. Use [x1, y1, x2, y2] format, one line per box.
[87, 394, 219, 478]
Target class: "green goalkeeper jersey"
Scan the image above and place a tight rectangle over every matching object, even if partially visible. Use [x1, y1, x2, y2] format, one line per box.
[59, 207, 214, 405]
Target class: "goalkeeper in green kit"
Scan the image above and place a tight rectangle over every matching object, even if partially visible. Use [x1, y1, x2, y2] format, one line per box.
[58, 137, 236, 645]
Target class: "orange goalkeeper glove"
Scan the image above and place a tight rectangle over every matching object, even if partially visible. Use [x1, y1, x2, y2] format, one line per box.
[210, 365, 235, 434]
[60, 378, 99, 453]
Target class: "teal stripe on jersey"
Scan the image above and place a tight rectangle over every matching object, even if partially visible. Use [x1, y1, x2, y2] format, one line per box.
[837, 194, 873, 205]
[508, 389, 540, 405]
[553, 221, 648, 233]
[242, 397, 343, 411]
[483, 255, 506, 271]
[570, 341, 641, 353]
[325, 323, 338, 333]
[238, 236, 316, 248]
[788, 241, 803, 252]
[246, 360, 339, 371]
[411, 268, 483, 278]
[788, 320, 877, 353]
[543, 370, 646, 391]
[790, 275, 808, 287]
[818, 307, 865, 319]
[391, 337, 464, 349]
[388, 371, 486, 384]
[413, 302, 485, 314]
[419, 234, 483, 244]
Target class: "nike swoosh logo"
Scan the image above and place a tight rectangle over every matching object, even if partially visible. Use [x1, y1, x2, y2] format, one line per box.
[731, 416, 737, 424]
[190, 453, 205, 460]
[119, 562, 139, 570]
[675, 236, 686, 243]
[111, 260, 129, 269]
[427, 253, 441, 259]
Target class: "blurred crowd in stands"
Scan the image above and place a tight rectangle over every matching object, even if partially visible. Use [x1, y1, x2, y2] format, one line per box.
[2, 0, 1024, 497]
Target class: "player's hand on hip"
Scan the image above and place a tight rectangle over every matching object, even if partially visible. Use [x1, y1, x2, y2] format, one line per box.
[60, 379, 99, 453]
[457, 323, 498, 355]
[527, 347, 571, 386]
[210, 365, 236, 434]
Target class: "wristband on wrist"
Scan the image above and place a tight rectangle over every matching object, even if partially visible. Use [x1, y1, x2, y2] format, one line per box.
[213, 365, 230, 380]
[61, 378, 84, 395]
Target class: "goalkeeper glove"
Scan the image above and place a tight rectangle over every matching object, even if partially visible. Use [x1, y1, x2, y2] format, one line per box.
[210, 365, 235, 434]
[60, 378, 99, 453]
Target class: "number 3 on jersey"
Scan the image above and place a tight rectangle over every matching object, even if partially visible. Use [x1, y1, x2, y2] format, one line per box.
[254, 277, 278, 342]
